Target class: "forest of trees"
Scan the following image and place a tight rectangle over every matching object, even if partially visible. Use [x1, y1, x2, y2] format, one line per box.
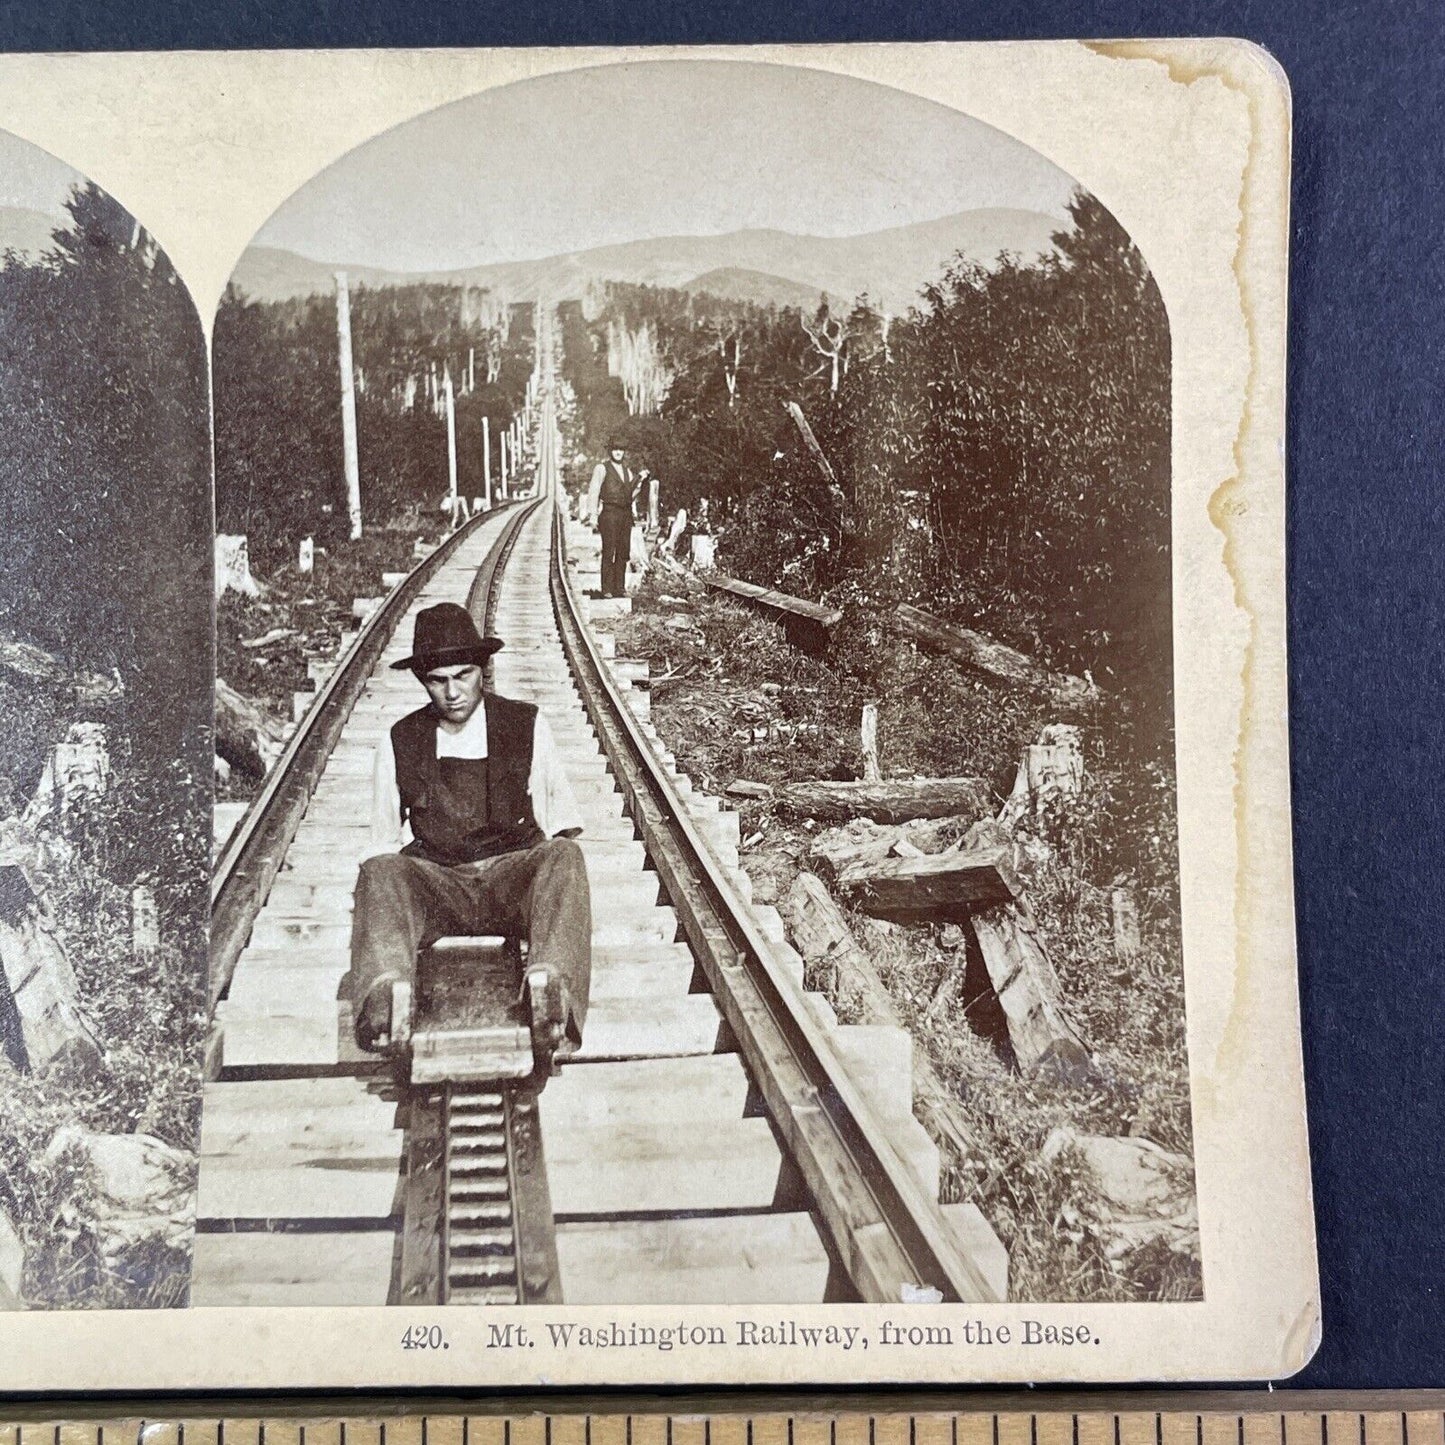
[214, 282, 535, 568]
[562, 191, 1173, 752]
[0, 181, 211, 928]
[0, 183, 213, 1306]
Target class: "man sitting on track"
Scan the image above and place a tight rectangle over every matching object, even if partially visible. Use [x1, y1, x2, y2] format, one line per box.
[348, 601, 591, 1063]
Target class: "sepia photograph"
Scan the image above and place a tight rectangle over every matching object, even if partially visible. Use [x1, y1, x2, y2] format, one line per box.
[198, 57, 1192, 1311]
[0, 40, 1310, 1389]
[0, 132, 212, 1308]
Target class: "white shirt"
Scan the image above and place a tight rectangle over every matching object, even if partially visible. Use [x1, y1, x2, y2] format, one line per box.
[368, 702, 584, 856]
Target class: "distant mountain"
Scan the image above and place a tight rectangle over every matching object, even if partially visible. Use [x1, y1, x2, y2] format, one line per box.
[682, 266, 824, 311]
[0, 206, 63, 259]
[231, 208, 1065, 314]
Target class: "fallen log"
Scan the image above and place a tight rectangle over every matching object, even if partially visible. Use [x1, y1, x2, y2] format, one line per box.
[808, 815, 980, 884]
[0, 865, 102, 1074]
[771, 777, 991, 825]
[831, 844, 1020, 924]
[0, 637, 122, 708]
[970, 901, 1094, 1080]
[701, 573, 842, 652]
[781, 872, 979, 1169]
[216, 677, 287, 779]
[893, 603, 1093, 707]
[724, 779, 775, 802]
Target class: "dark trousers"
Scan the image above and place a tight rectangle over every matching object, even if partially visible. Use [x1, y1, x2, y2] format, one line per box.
[598, 506, 631, 598]
[349, 839, 591, 1045]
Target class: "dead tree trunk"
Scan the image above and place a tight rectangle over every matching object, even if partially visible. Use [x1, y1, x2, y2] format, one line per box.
[893, 603, 1093, 707]
[997, 723, 1085, 829]
[782, 872, 977, 1167]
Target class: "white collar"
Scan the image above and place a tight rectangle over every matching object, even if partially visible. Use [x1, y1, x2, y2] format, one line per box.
[435, 700, 488, 759]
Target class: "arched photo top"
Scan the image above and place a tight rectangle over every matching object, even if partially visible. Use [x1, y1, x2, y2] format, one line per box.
[230, 57, 1152, 317]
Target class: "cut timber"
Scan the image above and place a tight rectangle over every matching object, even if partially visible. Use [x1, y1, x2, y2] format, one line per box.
[893, 603, 1093, 707]
[831, 845, 1019, 924]
[215, 677, 288, 779]
[970, 901, 1093, 1080]
[808, 815, 982, 884]
[701, 573, 842, 653]
[781, 873, 982, 1176]
[771, 777, 991, 825]
[0, 866, 101, 1072]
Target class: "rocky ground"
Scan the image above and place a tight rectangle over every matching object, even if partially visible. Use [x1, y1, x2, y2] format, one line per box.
[613, 559, 1200, 1303]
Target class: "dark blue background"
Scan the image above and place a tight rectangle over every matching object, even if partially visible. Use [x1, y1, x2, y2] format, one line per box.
[2, 0, 1440, 1391]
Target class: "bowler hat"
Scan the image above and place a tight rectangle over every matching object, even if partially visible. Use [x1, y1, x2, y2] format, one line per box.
[389, 602, 504, 672]
[607, 436, 626, 450]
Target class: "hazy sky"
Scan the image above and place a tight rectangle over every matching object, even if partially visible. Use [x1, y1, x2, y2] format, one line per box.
[0, 129, 81, 217]
[256, 59, 1078, 271]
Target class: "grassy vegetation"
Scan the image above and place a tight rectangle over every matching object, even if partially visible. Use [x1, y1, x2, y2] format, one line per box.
[0, 734, 203, 1308]
[217, 512, 447, 800]
[614, 570, 1197, 1303]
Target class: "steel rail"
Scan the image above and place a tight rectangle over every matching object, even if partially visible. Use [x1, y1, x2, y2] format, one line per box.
[209, 504, 518, 1024]
[465, 497, 544, 637]
[541, 401, 999, 1303]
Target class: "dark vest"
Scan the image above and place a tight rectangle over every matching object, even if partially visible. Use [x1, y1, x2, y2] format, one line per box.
[598, 460, 634, 511]
[391, 694, 545, 865]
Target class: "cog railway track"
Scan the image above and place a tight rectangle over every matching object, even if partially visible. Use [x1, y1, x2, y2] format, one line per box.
[192, 317, 1005, 1309]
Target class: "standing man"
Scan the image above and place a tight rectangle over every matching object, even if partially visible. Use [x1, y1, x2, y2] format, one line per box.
[587, 437, 636, 599]
[348, 602, 591, 1065]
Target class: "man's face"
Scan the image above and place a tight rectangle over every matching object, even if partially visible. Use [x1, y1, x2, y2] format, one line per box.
[420, 661, 484, 726]
[610, 447, 625, 462]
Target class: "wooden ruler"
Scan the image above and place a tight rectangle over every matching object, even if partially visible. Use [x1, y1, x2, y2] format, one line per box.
[3, 1397, 1445, 1445]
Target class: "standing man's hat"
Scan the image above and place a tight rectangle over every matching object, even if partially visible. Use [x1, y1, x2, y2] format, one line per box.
[390, 602, 504, 671]
[607, 436, 626, 450]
